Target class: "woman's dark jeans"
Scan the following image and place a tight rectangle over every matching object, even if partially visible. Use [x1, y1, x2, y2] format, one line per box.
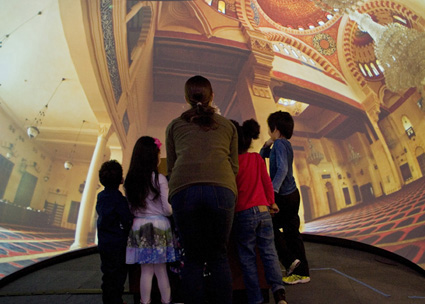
[171, 185, 235, 304]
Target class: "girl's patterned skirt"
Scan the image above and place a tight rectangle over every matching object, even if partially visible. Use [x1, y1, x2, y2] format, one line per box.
[126, 215, 180, 264]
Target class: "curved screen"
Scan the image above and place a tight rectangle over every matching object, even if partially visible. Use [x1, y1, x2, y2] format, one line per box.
[1, 0, 424, 281]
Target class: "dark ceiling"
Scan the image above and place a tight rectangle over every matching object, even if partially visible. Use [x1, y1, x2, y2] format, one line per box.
[153, 36, 250, 114]
[152, 35, 371, 141]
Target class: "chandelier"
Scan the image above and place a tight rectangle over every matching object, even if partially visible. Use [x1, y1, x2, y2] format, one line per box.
[349, 10, 425, 93]
[26, 78, 66, 139]
[310, 1, 425, 94]
[306, 139, 324, 166]
[348, 144, 361, 164]
[64, 120, 86, 170]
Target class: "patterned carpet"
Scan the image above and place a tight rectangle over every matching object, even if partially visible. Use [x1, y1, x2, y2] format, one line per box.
[1, 178, 424, 279]
[0, 224, 94, 278]
[304, 177, 425, 270]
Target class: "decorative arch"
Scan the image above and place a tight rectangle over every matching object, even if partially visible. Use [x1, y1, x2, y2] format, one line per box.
[402, 115, 415, 139]
[157, 1, 216, 38]
[263, 30, 346, 83]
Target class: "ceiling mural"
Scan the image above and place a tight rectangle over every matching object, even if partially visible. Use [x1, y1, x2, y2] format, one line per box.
[254, 0, 338, 31]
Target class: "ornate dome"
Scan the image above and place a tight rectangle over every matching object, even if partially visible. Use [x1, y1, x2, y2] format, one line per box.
[255, 0, 336, 31]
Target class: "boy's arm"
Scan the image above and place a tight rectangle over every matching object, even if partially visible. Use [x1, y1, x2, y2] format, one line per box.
[271, 140, 289, 193]
[259, 138, 274, 159]
[118, 196, 133, 231]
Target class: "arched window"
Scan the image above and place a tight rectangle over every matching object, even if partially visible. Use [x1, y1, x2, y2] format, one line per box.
[402, 115, 415, 139]
[359, 63, 367, 77]
[218, 1, 226, 14]
[370, 62, 380, 76]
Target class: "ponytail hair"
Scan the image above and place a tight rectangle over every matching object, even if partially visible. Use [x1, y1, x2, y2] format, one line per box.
[181, 75, 217, 131]
[231, 119, 260, 154]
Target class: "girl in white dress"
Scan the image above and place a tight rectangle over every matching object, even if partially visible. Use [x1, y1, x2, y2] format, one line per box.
[125, 136, 179, 304]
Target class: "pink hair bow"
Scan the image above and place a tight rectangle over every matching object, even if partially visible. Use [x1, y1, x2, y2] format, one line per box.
[154, 138, 162, 150]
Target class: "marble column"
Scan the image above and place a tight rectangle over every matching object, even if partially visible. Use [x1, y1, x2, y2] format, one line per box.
[70, 124, 111, 250]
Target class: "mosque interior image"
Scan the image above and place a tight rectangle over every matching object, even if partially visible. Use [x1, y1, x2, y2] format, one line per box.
[0, 0, 424, 278]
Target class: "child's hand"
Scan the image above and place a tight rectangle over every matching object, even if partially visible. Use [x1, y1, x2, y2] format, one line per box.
[264, 138, 274, 148]
[270, 203, 279, 214]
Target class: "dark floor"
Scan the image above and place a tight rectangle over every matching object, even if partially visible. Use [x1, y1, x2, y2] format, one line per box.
[0, 240, 424, 304]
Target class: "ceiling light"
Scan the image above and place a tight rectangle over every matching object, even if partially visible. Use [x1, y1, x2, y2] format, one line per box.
[26, 78, 66, 139]
[64, 120, 86, 170]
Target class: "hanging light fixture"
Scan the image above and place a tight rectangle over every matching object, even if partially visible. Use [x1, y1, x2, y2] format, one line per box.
[348, 10, 425, 94]
[64, 120, 86, 170]
[306, 139, 324, 166]
[348, 144, 361, 164]
[27, 78, 66, 139]
[310, 1, 425, 94]
[0, 11, 42, 48]
[44, 149, 57, 181]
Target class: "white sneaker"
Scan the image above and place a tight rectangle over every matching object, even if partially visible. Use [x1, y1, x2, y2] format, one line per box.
[287, 259, 301, 276]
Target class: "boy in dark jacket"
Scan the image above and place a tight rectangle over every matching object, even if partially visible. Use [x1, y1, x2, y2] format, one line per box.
[96, 160, 133, 304]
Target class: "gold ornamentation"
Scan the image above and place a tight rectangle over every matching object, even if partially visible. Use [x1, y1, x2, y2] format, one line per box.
[250, 38, 274, 55]
[252, 85, 271, 98]
[312, 33, 336, 56]
[310, 0, 365, 13]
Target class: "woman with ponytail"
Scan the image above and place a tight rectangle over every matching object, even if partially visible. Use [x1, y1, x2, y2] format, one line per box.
[166, 75, 238, 304]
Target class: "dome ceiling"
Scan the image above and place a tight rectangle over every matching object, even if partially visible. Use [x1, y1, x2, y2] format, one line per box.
[255, 0, 336, 30]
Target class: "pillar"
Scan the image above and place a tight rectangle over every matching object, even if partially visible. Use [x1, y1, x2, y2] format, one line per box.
[70, 124, 111, 250]
[363, 94, 402, 193]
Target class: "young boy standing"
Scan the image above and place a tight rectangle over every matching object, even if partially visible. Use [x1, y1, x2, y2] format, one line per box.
[96, 160, 133, 304]
[260, 111, 310, 285]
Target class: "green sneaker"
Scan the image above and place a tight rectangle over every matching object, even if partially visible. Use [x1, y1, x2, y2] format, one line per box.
[282, 274, 310, 285]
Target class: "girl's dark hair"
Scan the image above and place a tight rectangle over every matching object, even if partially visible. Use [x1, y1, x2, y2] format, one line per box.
[181, 75, 218, 131]
[124, 136, 160, 211]
[267, 111, 294, 139]
[231, 119, 260, 154]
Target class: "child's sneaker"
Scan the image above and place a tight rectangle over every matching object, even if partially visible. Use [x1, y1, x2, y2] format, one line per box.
[282, 274, 310, 285]
[273, 288, 288, 304]
[286, 259, 300, 276]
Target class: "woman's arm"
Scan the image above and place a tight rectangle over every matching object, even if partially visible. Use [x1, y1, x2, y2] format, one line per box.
[229, 123, 239, 176]
[165, 123, 176, 178]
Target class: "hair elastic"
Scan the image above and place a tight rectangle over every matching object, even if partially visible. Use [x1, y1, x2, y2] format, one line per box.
[196, 102, 202, 106]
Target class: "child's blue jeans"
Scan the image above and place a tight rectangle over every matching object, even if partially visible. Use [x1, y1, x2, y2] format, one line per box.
[233, 206, 285, 304]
